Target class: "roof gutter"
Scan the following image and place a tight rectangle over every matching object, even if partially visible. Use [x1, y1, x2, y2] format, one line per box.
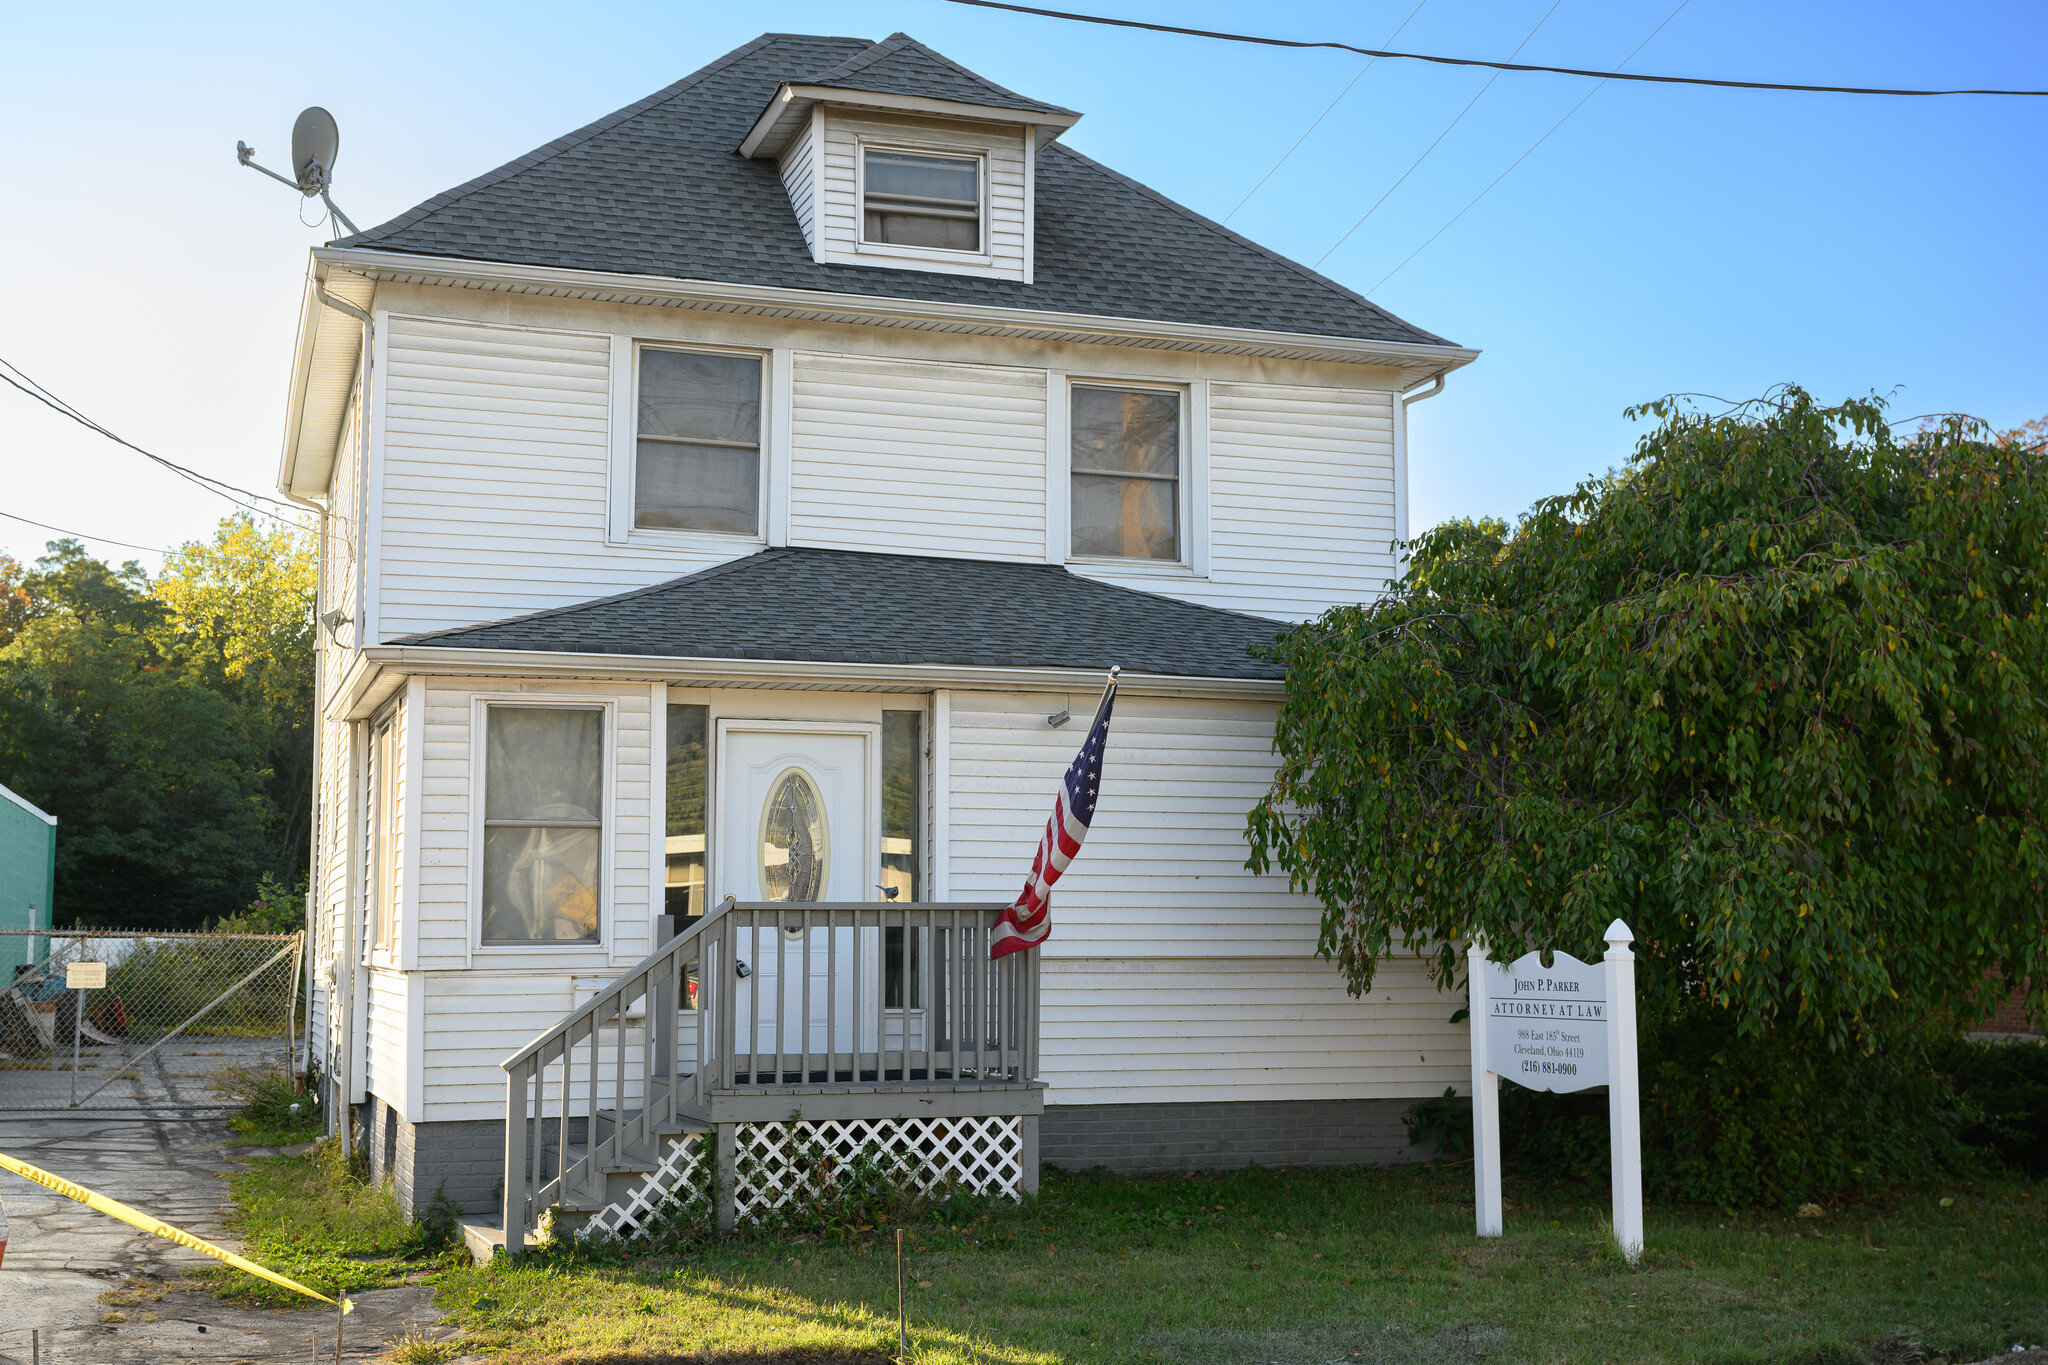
[327, 644, 1285, 721]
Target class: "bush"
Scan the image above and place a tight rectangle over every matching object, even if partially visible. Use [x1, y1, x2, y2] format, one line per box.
[220, 1063, 320, 1146]
[1934, 1037, 2048, 1177]
[1416, 1009, 2028, 1207]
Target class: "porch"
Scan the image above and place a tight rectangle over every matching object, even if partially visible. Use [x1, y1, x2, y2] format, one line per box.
[496, 899, 1040, 1250]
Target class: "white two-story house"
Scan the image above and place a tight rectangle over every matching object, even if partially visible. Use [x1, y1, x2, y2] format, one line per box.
[281, 31, 1478, 1237]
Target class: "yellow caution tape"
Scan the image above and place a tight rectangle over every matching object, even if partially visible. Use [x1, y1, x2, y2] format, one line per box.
[0, 1150, 352, 1311]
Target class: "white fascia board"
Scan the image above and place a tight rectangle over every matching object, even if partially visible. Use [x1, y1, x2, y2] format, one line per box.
[310, 248, 1479, 378]
[278, 258, 376, 499]
[739, 83, 1081, 158]
[329, 644, 1283, 720]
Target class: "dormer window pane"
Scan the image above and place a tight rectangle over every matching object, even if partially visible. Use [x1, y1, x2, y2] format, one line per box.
[635, 348, 762, 535]
[1070, 386, 1180, 561]
[863, 150, 980, 252]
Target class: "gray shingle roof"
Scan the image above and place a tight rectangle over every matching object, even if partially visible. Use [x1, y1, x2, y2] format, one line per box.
[336, 32, 1452, 349]
[391, 547, 1287, 682]
[805, 31, 1078, 117]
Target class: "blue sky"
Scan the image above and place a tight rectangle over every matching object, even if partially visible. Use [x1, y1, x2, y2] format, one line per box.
[2, 1, 2042, 569]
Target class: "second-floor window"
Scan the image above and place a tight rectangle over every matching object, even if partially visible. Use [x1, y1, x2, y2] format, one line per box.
[1070, 384, 1181, 561]
[863, 148, 981, 253]
[635, 347, 762, 535]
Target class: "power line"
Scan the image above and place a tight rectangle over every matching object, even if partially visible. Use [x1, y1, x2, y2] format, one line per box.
[1363, 0, 1692, 292]
[1221, 0, 1432, 225]
[0, 510, 174, 557]
[0, 357, 304, 528]
[945, 0, 2048, 97]
[1364, 0, 1692, 294]
[1315, 0, 1567, 268]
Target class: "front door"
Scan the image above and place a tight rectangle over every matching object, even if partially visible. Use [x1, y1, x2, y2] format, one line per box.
[716, 722, 875, 904]
[717, 722, 885, 1064]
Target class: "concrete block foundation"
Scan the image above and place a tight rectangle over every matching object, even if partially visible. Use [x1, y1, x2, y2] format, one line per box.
[1039, 1098, 1425, 1171]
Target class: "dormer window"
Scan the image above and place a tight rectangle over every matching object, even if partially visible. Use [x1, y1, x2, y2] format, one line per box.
[862, 148, 981, 253]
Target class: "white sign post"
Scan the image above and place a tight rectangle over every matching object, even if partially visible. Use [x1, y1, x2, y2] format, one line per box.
[1468, 918, 1642, 1263]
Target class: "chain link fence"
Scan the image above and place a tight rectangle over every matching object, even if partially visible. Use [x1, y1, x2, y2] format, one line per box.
[0, 928, 303, 1117]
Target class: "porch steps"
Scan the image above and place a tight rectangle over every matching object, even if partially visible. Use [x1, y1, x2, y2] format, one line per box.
[533, 1109, 711, 1245]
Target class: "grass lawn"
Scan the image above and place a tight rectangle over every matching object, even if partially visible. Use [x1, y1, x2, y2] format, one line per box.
[214, 1150, 2046, 1364]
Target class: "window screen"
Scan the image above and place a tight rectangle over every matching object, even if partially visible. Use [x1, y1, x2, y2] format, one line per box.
[635, 349, 762, 534]
[481, 707, 603, 945]
[665, 704, 708, 920]
[863, 149, 980, 252]
[1070, 386, 1181, 561]
[881, 710, 921, 902]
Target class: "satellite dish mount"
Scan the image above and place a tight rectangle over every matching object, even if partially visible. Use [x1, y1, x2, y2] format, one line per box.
[236, 106, 361, 236]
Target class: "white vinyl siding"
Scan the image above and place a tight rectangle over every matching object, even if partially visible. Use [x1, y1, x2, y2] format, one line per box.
[377, 317, 748, 638]
[789, 352, 1047, 560]
[1206, 381, 1398, 619]
[945, 689, 1467, 1106]
[1041, 956, 1466, 1105]
[778, 111, 820, 254]
[363, 968, 410, 1112]
[816, 110, 1027, 280]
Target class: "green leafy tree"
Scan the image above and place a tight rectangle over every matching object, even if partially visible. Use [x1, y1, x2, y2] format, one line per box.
[1247, 389, 2047, 1051]
[0, 517, 316, 930]
[0, 541, 272, 927]
[153, 515, 318, 885]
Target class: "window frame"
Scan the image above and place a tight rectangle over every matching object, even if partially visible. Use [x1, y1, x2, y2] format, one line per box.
[1064, 377, 1192, 568]
[855, 138, 992, 265]
[368, 715, 399, 956]
[469, 696, 616, 957]
[627, 340, 770, 542]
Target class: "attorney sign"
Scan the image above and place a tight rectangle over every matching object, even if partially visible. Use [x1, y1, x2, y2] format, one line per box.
[1485, 951, 1607, 1092]
[1469, 920, 1644, 1264]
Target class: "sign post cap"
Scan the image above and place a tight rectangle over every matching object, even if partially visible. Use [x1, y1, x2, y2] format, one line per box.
[1603, 919, 1634, 947]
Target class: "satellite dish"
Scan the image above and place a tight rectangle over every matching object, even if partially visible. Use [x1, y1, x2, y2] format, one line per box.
[291, 107, 340, 191]
[235, 105, 361, 236]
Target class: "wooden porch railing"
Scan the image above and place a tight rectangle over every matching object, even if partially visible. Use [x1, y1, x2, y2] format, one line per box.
[499, 899, 1034, 1250]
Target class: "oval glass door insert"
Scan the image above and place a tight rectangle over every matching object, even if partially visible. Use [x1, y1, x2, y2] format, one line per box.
[759, 767, 828, 901]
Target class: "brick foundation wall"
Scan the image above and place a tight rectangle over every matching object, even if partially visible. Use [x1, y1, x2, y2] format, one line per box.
[1040, 1098, 1426, 1171]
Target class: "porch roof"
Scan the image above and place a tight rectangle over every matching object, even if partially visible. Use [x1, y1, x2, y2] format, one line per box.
[389, 547, 1290, 682]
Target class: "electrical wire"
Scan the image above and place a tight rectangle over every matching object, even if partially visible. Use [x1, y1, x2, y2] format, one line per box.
[1220, 0, 1432, 225]
[1315, 0, 1567, 268]
[1363, 0, 1692, 293]
[0, 510, 174, 557]
[944, 0, 2048, 97]
[0, 358, 305, 528]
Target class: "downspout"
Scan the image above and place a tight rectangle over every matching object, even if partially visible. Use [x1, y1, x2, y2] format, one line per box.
[1392, 372, 1448, 584]
[312, 280, 374, 1141]
[277, 482, 324, 1096]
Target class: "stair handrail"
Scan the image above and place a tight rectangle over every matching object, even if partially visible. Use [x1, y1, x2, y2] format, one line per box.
[499, 898, 733, 1252]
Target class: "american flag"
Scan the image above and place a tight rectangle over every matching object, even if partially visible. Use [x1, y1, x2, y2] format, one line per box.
[990, 673, 1118, 960]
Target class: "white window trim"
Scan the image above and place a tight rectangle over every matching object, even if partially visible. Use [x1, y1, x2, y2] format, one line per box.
[1062, 376, 1203, 574]
[366, 709, 399, 967]
[469, 696, 617, 959]
[854, 138, 993, 267]
[607, 338, 772, 547]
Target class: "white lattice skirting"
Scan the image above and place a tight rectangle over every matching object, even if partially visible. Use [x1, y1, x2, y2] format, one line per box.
[581, 1115, 1024, 1235]
[733, 1116, 1024, 1224]
[582, 1133, 708, 1240]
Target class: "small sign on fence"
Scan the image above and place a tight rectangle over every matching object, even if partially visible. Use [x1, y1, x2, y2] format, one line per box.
[1468, 918, 1643, 1263]
[65, 961, 106, 991]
